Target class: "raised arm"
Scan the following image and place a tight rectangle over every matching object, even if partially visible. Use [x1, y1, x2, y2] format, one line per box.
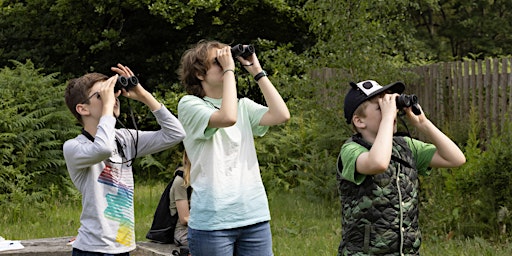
[405, 105, 466, 168]
[238, 50, 290, 126]
[207, 46, 238, 128]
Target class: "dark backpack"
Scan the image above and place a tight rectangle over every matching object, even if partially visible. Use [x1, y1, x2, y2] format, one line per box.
[146, 170, 192, 244]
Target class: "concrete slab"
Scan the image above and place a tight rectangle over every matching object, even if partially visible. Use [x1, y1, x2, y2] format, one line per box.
[0, 237, 179, 256]
[135, 241, 178, 256]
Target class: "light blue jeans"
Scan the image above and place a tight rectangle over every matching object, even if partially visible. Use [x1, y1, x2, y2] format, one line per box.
[188, 221, 273, 256]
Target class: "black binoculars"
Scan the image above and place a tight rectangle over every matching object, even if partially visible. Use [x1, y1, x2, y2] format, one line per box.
[396, 94, 421, 115]
[231, 44, 254, 59]
[114, 76, 139, 93]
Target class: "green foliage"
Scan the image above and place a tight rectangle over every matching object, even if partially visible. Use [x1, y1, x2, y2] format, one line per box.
[409, 0, 512, 60]
[257, 71, 351, 200]
[148, 0, 222, 29]
[302, 0, 425, 79]
[0, 60, 78, 212]
[455, 120, 512, 237]
[421, 108, 512, 239]
[0, 0, 312, 91]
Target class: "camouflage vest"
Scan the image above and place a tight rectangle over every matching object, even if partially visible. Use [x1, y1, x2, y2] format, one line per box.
[336, 135, 420, 256]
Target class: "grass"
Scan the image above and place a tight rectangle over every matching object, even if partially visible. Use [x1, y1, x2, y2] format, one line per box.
[2, 182, 512, 255]
[269, 192, 340, 255]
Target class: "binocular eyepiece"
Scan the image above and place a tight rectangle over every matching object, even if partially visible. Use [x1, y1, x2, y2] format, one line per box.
[114, 76, 139, 93]
[231, 44, 254, 59]
[396, 94, 421, 115]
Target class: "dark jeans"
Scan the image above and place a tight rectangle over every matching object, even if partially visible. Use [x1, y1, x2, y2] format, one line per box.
[72, 248, 130, 256]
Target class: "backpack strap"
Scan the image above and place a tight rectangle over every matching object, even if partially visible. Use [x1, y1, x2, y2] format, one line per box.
[187, 186, 192, 200]
[175, 170, 192, 200]
[82, 128, 126, 159]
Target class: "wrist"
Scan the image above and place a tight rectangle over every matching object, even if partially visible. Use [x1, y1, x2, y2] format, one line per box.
[415, 119, 433, 132]
[254, 70, 268, 82]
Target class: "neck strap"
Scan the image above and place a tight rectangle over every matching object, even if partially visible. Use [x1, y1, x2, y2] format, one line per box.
[81, 128, 127, 160]
[81, 128, 95, 142]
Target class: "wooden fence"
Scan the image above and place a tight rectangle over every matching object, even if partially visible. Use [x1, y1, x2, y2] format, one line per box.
[406, 58, 512, 138]
[310, 58, 512, 140]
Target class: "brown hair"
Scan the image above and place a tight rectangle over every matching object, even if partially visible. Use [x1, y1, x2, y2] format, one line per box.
[177, 40, 228, 97]
[64, 73, 108, 124]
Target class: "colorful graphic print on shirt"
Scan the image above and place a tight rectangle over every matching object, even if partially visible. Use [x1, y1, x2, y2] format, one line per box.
[98, 164, 135, 247]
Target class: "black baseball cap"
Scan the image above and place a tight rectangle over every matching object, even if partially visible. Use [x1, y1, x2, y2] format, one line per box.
[344, 80, 405, 124]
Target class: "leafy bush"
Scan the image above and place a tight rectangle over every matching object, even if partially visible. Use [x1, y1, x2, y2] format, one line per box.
[0, 60, 78, 213]
[421, 108, 512, 239]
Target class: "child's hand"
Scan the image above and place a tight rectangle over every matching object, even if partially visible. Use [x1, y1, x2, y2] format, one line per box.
[238, 48, 263, 76]
[378, 93, 398, 120]
[98, 75, 118, 107]
[111, 63, 147, 101]
[111, 63, 162, 110]
[216, 46, 236, 72]
[405, 104, 427, 126]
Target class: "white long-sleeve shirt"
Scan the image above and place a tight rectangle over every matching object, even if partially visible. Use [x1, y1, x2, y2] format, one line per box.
[63, 105, 185, 254]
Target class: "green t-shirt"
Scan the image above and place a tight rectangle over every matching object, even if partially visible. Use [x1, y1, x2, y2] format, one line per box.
[339, 136, 437, 185]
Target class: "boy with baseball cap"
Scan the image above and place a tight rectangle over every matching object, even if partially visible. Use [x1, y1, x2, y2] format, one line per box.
[336, 80, 465, 255]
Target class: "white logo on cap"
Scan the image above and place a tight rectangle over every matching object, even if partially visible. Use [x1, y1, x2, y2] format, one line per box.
[356, 80, 383, 96]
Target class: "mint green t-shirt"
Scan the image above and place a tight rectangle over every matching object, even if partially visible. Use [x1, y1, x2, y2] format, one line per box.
[177, 95, 269, 230]
[339, 136, 437, 185]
